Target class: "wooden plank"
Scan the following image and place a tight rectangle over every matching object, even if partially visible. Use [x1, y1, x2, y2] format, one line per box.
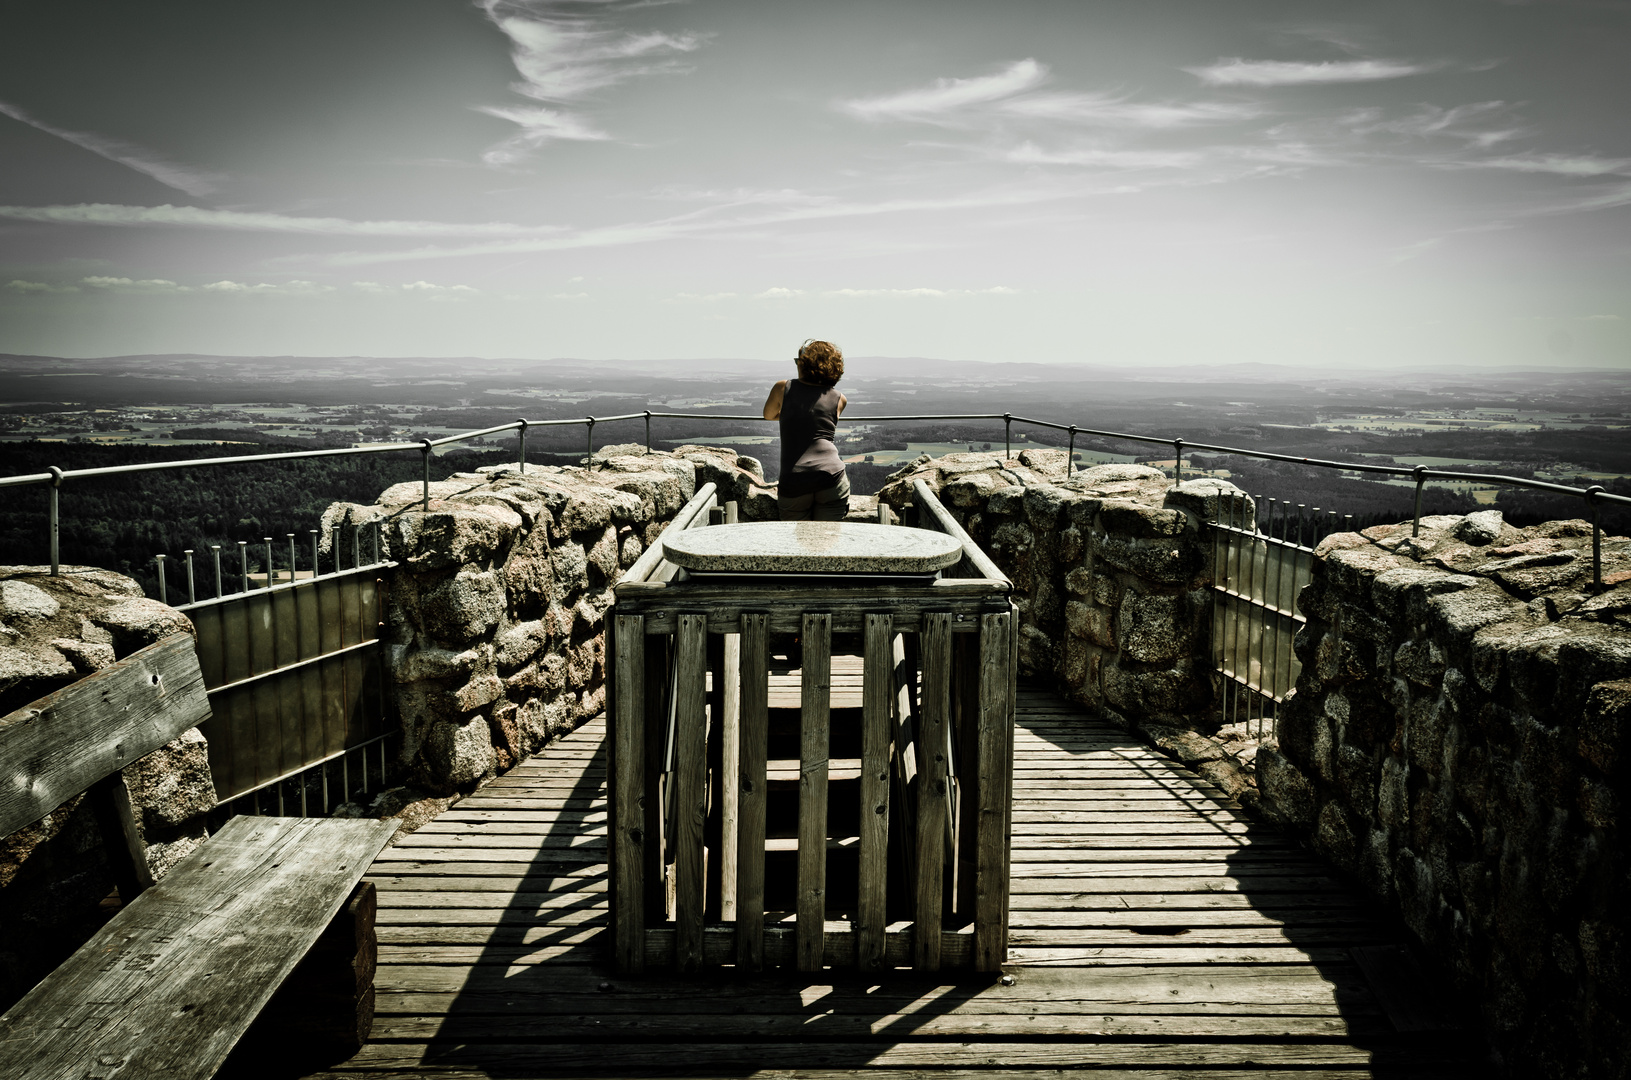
[913, 479, 1010, 586]
[0, 815, 397, 1080]
[0, 634, 209, 836]
[856, 613, 892, 972]
[797, 611, 832, 973]
[611, 613, 645, 973]
[914, 611, 951, 971]
[1351, 944, 1460, 1032]
[735, 612, 769, 971]
[672, 614, 708, 972]
[719, 627, 740, 921]
[704, 631, 726, 920]
[642, 634, 668, 926]
[625, 593, 1009, 635]
[974, 608, 1013, 972]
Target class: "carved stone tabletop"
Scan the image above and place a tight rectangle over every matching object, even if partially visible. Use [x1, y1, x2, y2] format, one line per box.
[661, 522, 963, 574]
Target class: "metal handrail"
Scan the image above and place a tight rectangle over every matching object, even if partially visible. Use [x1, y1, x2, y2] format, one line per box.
[5, 407, 1626, 584]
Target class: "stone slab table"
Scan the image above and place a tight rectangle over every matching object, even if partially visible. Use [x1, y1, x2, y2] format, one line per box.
[661, 521, 963, 576]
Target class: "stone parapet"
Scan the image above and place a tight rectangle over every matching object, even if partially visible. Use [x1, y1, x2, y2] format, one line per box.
[876, 451, 1248, 772]
[323, 445, 775, 802]
[1259, 509, 1631, 1077]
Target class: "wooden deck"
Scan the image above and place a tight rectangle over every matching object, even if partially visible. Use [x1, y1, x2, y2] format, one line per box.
[307, 668, 1486, 1079]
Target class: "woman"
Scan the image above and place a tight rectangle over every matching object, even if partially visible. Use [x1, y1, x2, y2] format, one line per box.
[762, 339, 849, 521]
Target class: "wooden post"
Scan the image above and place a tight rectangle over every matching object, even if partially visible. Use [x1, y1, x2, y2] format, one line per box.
[673, 614, 709, 972]
[642, 633, 669, 925]
[736, 613, 769, 970]
[857, 613, 893, 970]
[612, 614, 646, 973]
[720, 628, 741, 921]
[974, 608, 1015, 971]
[914, 612, 952, 971]
[84, 771, 155, 902]
[797, 612, 832, 973]
[704, 632, 726, 920]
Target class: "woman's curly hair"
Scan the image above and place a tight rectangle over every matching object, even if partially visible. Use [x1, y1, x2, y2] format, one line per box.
[796, 339, 844, 386]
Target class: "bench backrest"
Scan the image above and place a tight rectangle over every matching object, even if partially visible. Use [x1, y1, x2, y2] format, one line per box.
[0, 633, 210, 838]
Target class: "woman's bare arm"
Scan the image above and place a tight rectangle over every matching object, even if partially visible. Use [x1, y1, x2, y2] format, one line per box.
[762, 380, 787, 420]
[838, 392, 848, 417]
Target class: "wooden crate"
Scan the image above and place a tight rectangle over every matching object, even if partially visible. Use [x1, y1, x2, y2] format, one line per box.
[609, 481, 1017, 974]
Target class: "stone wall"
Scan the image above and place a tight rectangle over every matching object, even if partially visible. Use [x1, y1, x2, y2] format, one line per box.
[322, 445, 776, 813]
[1257, 510, 1631, 1077]
[876, 450, 1255, 794]
[0, 566, 216, 1008]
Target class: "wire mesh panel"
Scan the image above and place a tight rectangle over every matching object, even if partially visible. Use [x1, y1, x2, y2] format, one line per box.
[1211, 494, 1347, 739]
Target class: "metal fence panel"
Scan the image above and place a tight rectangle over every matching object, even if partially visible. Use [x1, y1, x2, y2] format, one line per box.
[177, 563, 396, 806]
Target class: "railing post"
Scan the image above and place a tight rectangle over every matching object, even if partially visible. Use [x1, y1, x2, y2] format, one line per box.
[47, 466, 63, 576]
[1066, 426, 1076, 478]
[184, 549, 196, 604]
[211, 544, 222, 599]
[1003, 413, 1012, 461]
[1411, 466, 1426, 537]
[310, 530, 321, 578]
[517, 417, 528, 475]
[585, 417, 596, 469]
[264, 537, 275, 588]
[1587, 486, 1604, 589]
[287, 534, 297, 583]
[420, 439, 433, 511]
[237, 541, 249, 594]
[1174, 438, 1184, 483]
[645, 410, 652, 453]
[154, 554, 168, 605]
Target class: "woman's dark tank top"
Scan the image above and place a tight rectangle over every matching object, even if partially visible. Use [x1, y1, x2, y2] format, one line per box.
[778, 380, 845, 497]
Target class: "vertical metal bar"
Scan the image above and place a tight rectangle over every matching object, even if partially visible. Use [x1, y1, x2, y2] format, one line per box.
[645, 410, 652, 453]
[1173, 438, 1183, 483]
[238, 541, 249, 594]
[155, 554, 168, 605]
[1066, 426, 1076, 478]
[421, 440, 432, 511]
[310, 530, 321, 578]
[212, 545, 223, 599]
[353, 524, 362, 570]
[585, 417, 596, 468]
[1411, 467, 1426, 537]
[47, 467, 62, 576]
[288, 534, 297, 583]
[517, 417, 528, 474]
[1003, 414, 1011, 461]
[332, 526, 342, 575]
[373, 520, 381, 565]
[184, 550, 196, 604]
[264, 537, 275, 589]
[1263, 499, 1279, 738]
[1588, 487, 1604, 589]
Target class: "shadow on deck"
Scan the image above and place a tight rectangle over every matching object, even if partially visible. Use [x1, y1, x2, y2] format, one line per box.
[303, 674, 1490, 1080]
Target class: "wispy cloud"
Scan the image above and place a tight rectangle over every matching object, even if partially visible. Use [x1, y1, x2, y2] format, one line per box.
[0, 202, 565, 236]
[842, 60, 1048, 122]
[1000, 93, 1262, 129]
[5, 279, 80, 294]
[476, 0, 705, 162]
[203, 279, 337, 295]
[1186, 58, 1447, 86]
[1004, 143, 1201, 169]
[0, 101, 221, 196]
[755, 287, 802, 299]
[826, 286, 1018, 298]
[1473, 154, 1631, 176]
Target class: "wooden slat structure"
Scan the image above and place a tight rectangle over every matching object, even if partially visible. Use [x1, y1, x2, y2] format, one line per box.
[607, 483, 1019, 974]
[313, 675, 1487, 1079]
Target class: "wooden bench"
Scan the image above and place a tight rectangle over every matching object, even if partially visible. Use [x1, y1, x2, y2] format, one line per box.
[0, 633, 399, 1079]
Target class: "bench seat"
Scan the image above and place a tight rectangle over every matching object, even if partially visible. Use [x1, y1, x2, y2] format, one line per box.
[0, 814, 397, 1079]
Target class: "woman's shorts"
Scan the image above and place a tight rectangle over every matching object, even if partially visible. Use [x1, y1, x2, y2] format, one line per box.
[777, 473, 851, 521]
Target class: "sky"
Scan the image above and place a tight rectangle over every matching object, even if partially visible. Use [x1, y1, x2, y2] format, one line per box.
[2, 0, 1629, 370]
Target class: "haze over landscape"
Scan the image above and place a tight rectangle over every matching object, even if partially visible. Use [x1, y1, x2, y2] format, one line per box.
[2, 0, 1629, 368]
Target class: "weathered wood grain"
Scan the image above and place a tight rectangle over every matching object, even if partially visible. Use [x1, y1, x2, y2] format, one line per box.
[798, 612, 832, 973]
[672, 614, 708, 972]
[0, 633, 210, 837]
[735, 613, 769, 971]
[857, 613, 893, 971]
[0, 815, 396, 1080]
[611, 613, 646, 973]
[914, 611, 952, 971]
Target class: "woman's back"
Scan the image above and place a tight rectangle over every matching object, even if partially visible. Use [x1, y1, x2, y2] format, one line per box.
[778, 379, 844, 495]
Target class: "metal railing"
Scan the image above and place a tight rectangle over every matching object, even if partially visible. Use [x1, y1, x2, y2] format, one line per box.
[1212, 495, 1353, 742]
[4, 408, 1627, 587]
